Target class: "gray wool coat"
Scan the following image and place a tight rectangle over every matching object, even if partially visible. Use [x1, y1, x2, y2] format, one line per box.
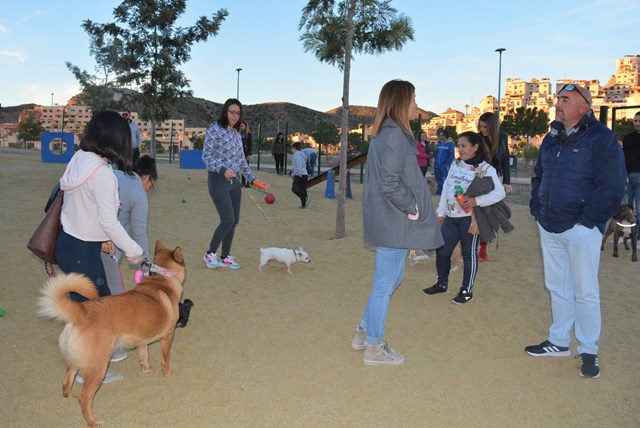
[362, 119, 444, 250]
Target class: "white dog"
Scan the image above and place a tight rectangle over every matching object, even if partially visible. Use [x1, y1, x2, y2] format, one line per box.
[259, 247, 310, 273]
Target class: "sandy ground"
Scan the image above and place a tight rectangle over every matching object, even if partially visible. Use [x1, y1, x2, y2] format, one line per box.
[1, 148, 639, 427]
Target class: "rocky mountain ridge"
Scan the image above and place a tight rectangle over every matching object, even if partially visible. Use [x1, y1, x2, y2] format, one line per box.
[1, 96, 438, 137]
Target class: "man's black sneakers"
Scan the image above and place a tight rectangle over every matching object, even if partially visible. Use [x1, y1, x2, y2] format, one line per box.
[578, 353, 600, 378]
[524, 340, 571, 357]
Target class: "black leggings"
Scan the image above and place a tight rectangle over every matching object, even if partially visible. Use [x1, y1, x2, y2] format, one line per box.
[435, 216, 479, 292]
[274, 154, 285, 174]
[292, 175, 309, 206]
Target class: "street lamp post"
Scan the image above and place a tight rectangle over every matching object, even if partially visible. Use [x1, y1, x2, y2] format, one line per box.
[495, 48, 506, 122]
[50, 92, 54, 131]
[236, 68, 242, 100]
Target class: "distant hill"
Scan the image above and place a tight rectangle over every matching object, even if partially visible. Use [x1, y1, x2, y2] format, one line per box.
[2, 96, 436, 138]
[1, 104, 36, 123]
[326, 105, 438, 122]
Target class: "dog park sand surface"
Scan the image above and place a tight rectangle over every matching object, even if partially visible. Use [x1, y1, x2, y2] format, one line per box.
[1, 148, 639, 427]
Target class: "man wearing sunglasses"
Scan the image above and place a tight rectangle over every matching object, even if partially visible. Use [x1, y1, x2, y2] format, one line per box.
[527, 84, 626, 379]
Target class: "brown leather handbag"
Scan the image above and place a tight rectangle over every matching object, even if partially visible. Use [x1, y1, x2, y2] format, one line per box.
[27, 190, 63, 264]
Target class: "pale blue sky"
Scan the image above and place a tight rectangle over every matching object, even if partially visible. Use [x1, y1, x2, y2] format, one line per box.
[1, 0, 639, 114]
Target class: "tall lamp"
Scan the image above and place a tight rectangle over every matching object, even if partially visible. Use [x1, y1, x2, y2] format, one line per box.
[236, 68, 242, 99]
[495, 48, 506, 122]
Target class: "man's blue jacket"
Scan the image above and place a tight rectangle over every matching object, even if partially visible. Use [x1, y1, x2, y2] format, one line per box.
[530, 110, 626, 234]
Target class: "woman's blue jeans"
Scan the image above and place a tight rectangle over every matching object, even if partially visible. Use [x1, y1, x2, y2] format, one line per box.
[359, 247, 408, 345]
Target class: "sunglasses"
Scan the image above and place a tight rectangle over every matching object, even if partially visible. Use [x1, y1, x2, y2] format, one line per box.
[559, 84, 590, 105]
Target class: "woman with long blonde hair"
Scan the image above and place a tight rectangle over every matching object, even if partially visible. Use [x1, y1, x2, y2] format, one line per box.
[352, 80, 443, 366]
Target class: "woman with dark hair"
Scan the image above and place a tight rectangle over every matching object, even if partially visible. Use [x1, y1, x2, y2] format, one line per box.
[351, 79, 443, 366]
[56, 110, 144, 300]
[416, 130, 431, 176]
[422, 131, 505, 304]
[477, 112, 512, 261]
[272, 132, 286, 175]
[56, 110, 145, 383]
[202, 98, 255, 270]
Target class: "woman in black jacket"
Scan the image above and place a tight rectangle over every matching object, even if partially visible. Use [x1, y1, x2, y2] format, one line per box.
[477, 112, 512, 261]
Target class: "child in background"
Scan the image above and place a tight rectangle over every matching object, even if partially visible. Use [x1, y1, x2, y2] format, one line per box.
[290, 142, 310, 208]
[422, 131, 505, 304]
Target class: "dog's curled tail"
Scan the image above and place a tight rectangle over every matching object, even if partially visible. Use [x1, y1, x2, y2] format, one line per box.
[37, 273, 98, 323]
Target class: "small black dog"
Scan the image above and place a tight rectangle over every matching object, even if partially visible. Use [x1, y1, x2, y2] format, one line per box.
[176, 299, 193, 328]
[601, 204, 638, 262]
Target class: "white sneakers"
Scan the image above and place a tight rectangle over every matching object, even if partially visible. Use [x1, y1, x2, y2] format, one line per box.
[203, 252, 241, 269]
[363, 341, 405, 366]
[352, 327, 405, 366]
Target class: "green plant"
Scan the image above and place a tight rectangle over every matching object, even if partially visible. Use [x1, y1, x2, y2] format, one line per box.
[523, 143, 539, 162]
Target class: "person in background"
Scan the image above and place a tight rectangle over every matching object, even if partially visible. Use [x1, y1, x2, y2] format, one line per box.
[416, 130, 431, 176]
[272, 132, 286, 175]
[352, 79, 443, 366]
[56, 110, 144, 384]
[422, 131, 505, 304]
[101, 156, 158, 296]
[477, 112, 512, 261]
[302, 147, 318, 178]
[433, 130, 455, 195]
[202, 98, 255, 270]
[240, 121, 253, 186]
[526, 84, 625, 379]
[122, 109, 141, 163]
[622, 111, 640, 243]
[291, 142, 310, 208]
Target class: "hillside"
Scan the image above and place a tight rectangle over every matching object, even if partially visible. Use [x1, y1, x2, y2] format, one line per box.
[326, 105, 438, 122]
[2, 97, 436, 138]
[1, 104, 36, 123]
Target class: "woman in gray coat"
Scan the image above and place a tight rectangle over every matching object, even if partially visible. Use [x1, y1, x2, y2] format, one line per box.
[351, 80, 443, 365]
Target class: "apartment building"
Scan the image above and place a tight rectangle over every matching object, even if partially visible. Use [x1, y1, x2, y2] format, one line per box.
[502, 78, 554, 114]
[615, 55, 640, 86]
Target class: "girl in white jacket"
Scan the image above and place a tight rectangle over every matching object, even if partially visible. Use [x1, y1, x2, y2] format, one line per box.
[422, 131, 505, 304]
[56, 110, 143, 302]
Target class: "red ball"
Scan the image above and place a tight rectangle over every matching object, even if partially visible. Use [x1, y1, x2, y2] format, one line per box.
[264, 192, 276, 204]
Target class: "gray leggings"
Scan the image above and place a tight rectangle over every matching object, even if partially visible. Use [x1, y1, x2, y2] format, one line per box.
[207, 171, 242, 258]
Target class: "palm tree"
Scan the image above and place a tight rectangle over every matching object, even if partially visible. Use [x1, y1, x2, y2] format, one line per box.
[299, 0, 414, 238]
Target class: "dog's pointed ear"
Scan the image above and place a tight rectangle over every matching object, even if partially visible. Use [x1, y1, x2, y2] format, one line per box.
[298, 246, 303, 252]
[172, 246, 184, 264]
[155, 240, 166, 254]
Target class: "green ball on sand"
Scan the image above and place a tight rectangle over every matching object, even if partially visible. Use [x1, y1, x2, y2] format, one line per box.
[182, 199, 186, 204]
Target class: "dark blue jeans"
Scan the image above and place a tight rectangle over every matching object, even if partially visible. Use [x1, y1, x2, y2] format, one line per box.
[55, 229, 111, 301]
[435, 216, 479, 293]
[207, 171, 242, 258]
